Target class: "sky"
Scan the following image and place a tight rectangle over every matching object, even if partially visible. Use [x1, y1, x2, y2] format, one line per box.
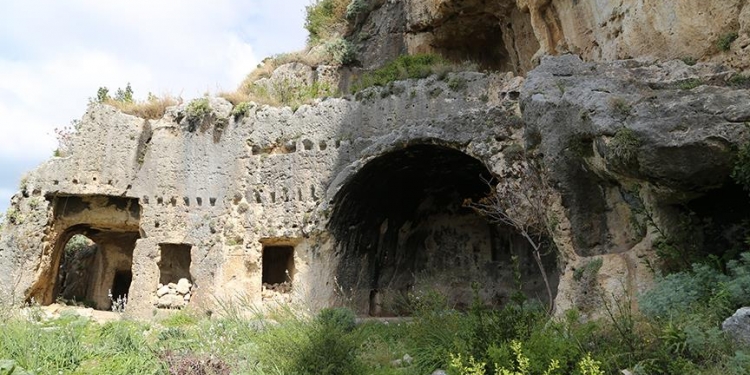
[0, 0, 310, 215]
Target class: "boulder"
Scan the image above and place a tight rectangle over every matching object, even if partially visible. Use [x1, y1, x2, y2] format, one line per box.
[176, 278, 192, 295]
[722, 307, 750, 345]
[156, 285, 170, 297]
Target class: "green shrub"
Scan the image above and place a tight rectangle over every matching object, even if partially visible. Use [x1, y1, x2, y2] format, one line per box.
[610, 97, 631, 116]
[230, 101, 252, 120]
[639, 263, 726, 319]
[345, 0, 369, 21]
[352, 54, 450, 92]
[0, 317, 89, 374]
[680, 57, 697, 66]
[252, 310, 364, 375]
[573, 258, 603, 282]
[305, 0, 348, 45]
[249, 79, 334, 111]
[729, 74, 750, 87]
[324, 37, 356, 65]
[639, 253, 750, 319]
[64, 234, 92, 255]
[317, 307, 357, 332]
[717, 32, 739, 51]
[448, 76, 468, 92]
[185, 98, 212, 130]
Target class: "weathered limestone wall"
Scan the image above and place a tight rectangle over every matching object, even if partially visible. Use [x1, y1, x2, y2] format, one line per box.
[1, 72, 544, 317]
[354, 0, 750, 74]
[522, 55, 750, 315]
[1, 56, 748, 319]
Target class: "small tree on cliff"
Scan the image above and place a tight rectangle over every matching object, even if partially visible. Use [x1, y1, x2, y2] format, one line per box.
[464, 158, 556, 310]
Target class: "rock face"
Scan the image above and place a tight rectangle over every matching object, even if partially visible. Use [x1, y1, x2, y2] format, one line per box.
[1, 56, 748, 319]
[723, 307, 750, 345]
[351, 0, 750, 74]
[1, 73, 565, 317]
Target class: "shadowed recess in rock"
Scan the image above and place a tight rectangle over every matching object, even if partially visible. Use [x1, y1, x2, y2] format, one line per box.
[329, 144, 558, 316]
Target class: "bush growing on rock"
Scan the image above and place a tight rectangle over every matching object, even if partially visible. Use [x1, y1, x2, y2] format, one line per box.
[304, 0, 349, 45]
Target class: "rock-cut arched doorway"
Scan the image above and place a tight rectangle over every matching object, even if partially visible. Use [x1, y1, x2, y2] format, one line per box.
[30, 195, 141, 311]
[328, 144, 558, 316]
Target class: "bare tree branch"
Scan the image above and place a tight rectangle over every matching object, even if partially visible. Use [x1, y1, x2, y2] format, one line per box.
[464, 159, 556, 310]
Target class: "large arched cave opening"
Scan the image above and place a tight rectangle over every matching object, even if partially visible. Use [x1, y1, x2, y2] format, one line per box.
[329, 144, 558, 316]
[52, 226, 138, 311]
[37, 195, 141, 311]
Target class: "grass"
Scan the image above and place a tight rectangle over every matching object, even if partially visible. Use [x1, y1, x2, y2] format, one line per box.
[351, 54, 476, 93]
[729, 74, 750, 87]
[103, 96, 181, 119]
[679, 78, 704, 90]
[608, 128, 641, 165]
[1, 277, 749, 375]
[717, 32, 739, 52]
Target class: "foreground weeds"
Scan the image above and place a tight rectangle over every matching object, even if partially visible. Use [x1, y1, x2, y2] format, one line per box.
[2, 255, 750, 375]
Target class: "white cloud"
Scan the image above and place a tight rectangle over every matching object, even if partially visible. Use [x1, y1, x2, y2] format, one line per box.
[0, 0, 310, 213]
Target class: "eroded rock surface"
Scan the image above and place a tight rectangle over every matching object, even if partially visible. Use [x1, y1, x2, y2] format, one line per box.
[0, 56, 748, 319]
[352, 0, 750, 74]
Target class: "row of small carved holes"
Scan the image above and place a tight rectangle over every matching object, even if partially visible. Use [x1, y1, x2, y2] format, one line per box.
[251, 139, 342, 155]
[140, 185, 320, 207]
[251, 185, 318, 204]
[142, 196, 217, 207]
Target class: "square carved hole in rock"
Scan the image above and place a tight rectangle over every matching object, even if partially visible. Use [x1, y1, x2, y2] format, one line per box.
[157, 243, 193, 309]
[262, 245, 295, 294]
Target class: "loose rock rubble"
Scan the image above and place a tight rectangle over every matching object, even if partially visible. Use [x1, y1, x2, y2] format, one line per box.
[156, 278, 193, 309]
[261, 282, 292, 303]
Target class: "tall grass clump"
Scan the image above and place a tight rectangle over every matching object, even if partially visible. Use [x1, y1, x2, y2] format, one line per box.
[250, 306, 364, 375]
[0, 315, 89, 374]
[93, 85, 180, 120]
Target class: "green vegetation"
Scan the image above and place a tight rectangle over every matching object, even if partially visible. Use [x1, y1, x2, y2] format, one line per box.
[92, 84, 179, 120]
[717, 32, 739, 52]
[729, 74, 750, 87]
[2, 260, 750, 375]
[352, 54, 471, 92]
[573, 258, 603, 282]
[304, 0, 349, 45]
[184, 98, 212, 130]
[64, 235, 91, 255]
[324, 37, 356, 65]
[345, 0, 369, 21]
[610, 97, 632, 117]
[681, 57, 698, 66]
[230, 101, 252, 120]
[608, 128, 641, 165]
[679, 79, 704, 90]
[448, 76, 468, 92]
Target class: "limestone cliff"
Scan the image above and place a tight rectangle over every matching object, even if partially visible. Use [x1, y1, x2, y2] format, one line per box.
[352, 0, 750, 74]
[1, 0, 750, 319]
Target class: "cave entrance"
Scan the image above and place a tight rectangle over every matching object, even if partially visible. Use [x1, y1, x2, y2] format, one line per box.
[54, 229, 138, 311]
[684, 182, 750, 266]
[431, 11, 511, 71]
[329, 144, 558, 316]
